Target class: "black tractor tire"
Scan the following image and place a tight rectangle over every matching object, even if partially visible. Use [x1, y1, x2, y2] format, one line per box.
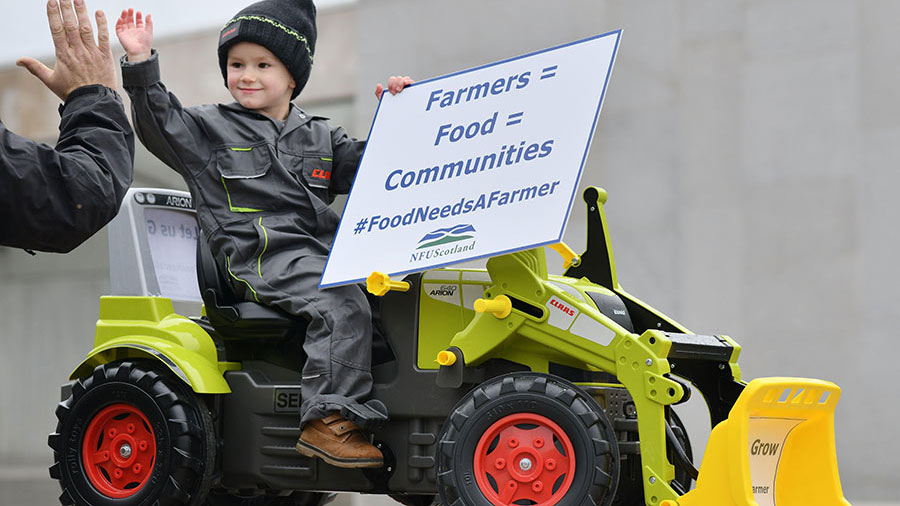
[612, 409, 693, 505]
[205, 490, 336, 506]
[437, 372, 620, 506]
[49, 360, 216, 506]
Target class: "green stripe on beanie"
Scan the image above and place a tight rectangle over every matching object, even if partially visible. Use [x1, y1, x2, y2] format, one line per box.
[222, 15, 313, 63]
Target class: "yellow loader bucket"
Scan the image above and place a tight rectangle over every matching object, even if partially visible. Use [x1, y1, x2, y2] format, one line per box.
[664, 377, 850, 506]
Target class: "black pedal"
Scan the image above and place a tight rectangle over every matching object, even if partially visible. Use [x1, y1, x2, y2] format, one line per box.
[341, 399, 389, 431]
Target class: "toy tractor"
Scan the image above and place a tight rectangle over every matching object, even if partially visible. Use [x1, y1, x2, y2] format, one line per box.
[48, 186, 851, 506]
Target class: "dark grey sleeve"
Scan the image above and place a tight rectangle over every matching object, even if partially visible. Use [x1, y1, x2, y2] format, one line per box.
[329, 125, 366, 195]
[121, 50, 211, 177]
[0, 85, 135, 253]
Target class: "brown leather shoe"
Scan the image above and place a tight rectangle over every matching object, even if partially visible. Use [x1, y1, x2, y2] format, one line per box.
[295, 413, 383, 468]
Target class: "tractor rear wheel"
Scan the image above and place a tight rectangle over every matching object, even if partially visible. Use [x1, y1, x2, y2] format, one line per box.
[49, 360, 216, 506]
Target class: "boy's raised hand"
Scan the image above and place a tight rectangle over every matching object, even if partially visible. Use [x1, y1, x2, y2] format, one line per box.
[375, 76, 415, 100]
[115, 8, 153, 62]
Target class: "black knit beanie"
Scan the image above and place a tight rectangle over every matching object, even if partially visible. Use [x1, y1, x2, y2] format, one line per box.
[218, 0, 317, 100]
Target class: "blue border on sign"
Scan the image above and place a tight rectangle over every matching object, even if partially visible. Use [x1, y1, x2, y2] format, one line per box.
[320, 29, 622, 289]
[561, 30, 621, 246]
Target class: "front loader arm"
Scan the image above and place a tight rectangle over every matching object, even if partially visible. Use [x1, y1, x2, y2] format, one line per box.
[446, 248, 552, 366]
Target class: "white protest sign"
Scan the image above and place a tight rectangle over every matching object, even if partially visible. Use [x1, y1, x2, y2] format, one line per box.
[321, 31, 621, 288]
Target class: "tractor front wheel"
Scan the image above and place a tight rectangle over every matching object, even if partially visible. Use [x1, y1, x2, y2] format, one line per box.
[437, 373, 620, 506]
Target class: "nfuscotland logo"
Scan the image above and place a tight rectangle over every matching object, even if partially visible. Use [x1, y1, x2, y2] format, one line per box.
[416, 224, 475, 249]
[410, 224, 476, 263]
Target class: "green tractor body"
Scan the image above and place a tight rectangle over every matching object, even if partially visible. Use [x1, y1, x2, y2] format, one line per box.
[49, 187, 849, 506]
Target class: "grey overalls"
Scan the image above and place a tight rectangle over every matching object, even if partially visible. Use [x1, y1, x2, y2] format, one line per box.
[122, 51, 373, 426]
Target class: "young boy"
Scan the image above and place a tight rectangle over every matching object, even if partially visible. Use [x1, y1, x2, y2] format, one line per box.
[116, 0, 411, 468]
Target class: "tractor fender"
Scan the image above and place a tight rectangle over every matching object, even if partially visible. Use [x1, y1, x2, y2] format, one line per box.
[69, 337, 232, 394]
[69, 296, 234, 394]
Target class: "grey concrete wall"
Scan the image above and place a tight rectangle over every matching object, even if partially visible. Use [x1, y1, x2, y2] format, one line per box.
[351, 0, 895, 501]
[1, 0, 897, 503]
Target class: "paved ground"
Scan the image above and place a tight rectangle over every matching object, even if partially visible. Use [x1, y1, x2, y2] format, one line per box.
[1, 474, 894, 506]
[0, 475, 404, 506]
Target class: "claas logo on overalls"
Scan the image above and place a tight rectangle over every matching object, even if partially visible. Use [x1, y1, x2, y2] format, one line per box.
[312, 169, 331, 180]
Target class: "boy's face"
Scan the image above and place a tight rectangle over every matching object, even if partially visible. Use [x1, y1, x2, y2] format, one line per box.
[226, 42, 296, 120]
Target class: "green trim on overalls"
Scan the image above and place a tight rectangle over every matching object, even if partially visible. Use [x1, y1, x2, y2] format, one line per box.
[220, 176, 263, 213]
[226, 256, 260, 302]
[257, 217, 269, 278]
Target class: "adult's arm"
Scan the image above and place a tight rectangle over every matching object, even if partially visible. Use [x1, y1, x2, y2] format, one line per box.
[0, 85, 134, 253]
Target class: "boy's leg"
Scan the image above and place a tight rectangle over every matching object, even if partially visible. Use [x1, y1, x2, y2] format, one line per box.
[230, 247, 383, 467]
[250, 251, 376, 418]
[296, 282, 374, 425]
[291, 282, 383, 468]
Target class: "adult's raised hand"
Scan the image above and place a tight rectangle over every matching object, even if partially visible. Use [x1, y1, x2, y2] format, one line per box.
[16, 0, 116, 101]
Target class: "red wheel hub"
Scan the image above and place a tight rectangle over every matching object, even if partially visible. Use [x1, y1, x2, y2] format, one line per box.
[474, 413, 576, 506]
[82, 403, 156, 498]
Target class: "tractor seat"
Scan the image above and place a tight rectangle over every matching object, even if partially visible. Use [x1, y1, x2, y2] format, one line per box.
[196, 233, 304, 340]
